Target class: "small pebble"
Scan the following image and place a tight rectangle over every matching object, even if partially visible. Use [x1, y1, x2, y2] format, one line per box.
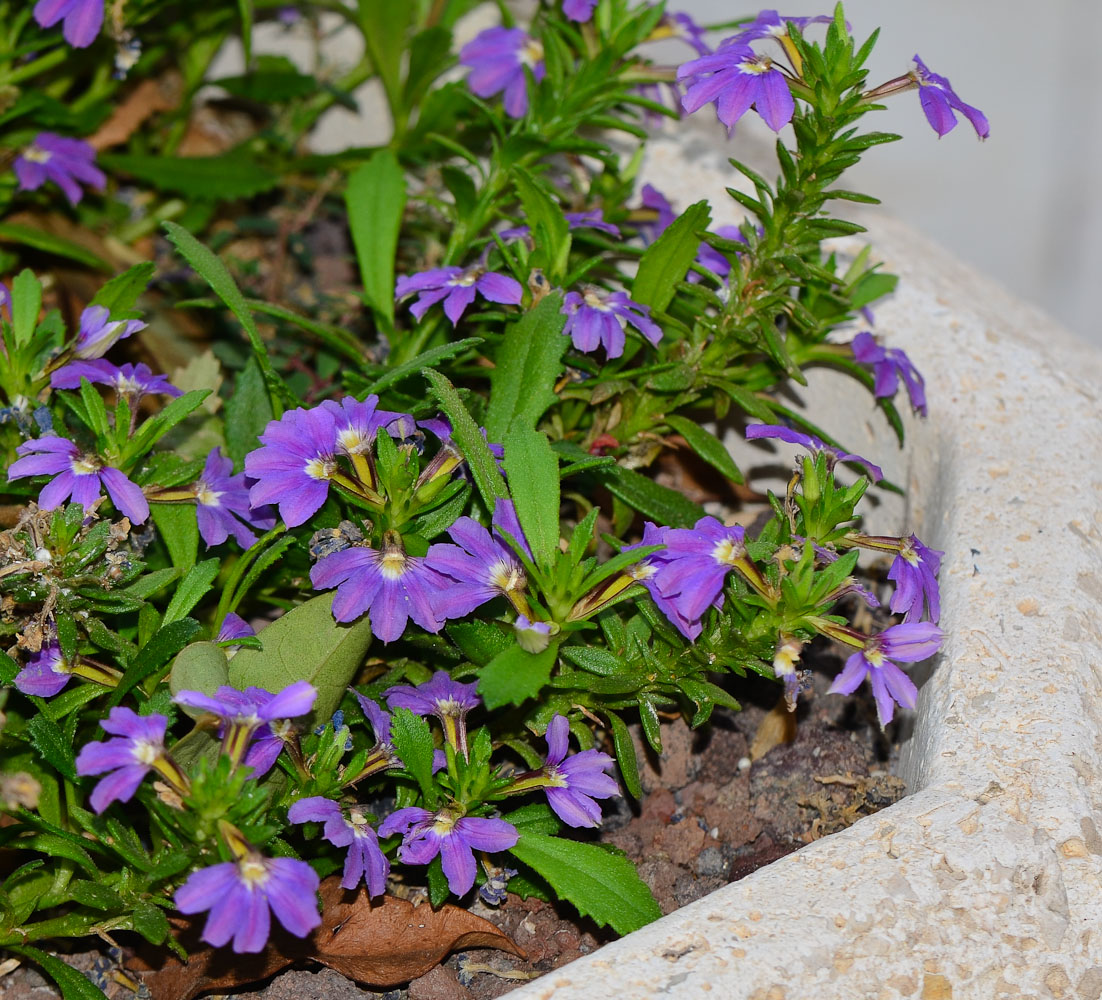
[737, 756, 751, 771]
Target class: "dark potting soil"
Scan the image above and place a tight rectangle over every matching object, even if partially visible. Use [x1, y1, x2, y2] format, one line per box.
[0, 640, 906, 1000]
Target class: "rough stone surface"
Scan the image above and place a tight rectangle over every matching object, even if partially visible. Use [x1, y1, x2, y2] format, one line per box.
[505, 124, 1102, 999]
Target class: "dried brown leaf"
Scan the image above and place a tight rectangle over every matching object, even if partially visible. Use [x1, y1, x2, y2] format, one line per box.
[89, 74, 182, 151]
[749, 695, 797, 761]
[127, 877, 525, 1000]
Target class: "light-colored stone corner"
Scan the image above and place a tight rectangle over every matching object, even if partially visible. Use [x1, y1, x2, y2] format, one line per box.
[507, 126, 1102, 999]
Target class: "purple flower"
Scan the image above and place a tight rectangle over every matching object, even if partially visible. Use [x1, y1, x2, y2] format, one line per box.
[635, 184, 676, 244]
[650, 516, 748, 640]
[888, 534, 943, 623]
[321, 396, 413, 456]
[310, 530, 455, 642]
[745, 423, 883, 483]
[562, 288, 662, 359]
[172, 681, 317, 776]
[678, 42, 794, 132]
[287, 797, 389, 895]
[50, 360, 181, 399]
[491, 498, 532, 561]
[692, 224, 747, 281]
[850, 331, 927, 417]
[378, 806, 518, 896]
[624, 522, 700, 639]
[193, 448, 276, 549]
[911, 55, 989, 139]
[33, 0, 103, 47]
[71, 305, 146, 360]
[828, 621, 943, 727]
[14, 133, 105, 205]
[396, 266, 522, 326]
[654, 12, 711, 56]
[513, 614, 552, 654]
[459, 27, 546, 118]
[424, 512, 528, 620]
[175, 853, 321, 953]
[8, 435, 149, 524]
[499, 210, 620, 242]
[216, 612, 255, 643]
[75, 707, 168, 813]
[562, 0, 596, 21]
[540, 715, 619, 827]
[245, 405, 339, 527]
[14, 640, 72, 697]
[384, 669, 480, 757]
[731, 9, 834, 44]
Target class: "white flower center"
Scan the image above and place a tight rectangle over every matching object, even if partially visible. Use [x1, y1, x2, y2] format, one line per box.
[238, 858, 271, 889]
[70, 455, 102, 476]
[710, 537, 743, 566]
[900, 541, 920, 566]
[23, 145, 51, 164]
[582, 289, 611, 311]
[739, 56, 773, 76]
[520, 38, 544, 67]
[488, 559, 524, 593]
[195, 481, 222, 507]
[629, 560, 656, 581]
[132, 739, 160, 765]
[864, 648, 885, 668]
[337, 426, 369, 454]
[304, 456, 336, 481]
[431, 812, 458, 837]
[379, 549, 407, 580]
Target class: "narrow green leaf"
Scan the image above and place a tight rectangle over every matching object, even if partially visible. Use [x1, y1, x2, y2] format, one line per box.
[11, 269, 42, 347]
[512, 166, 571, 280]
[423, 369, 507, 508]
[0, 224, 110, 271]
[665, 414, 743, 484]
[224, 354, 273, 468]
[89, 262, 155, 315]
[102, 152, 279, 199]
[150, 503, 198, 572]
[132, 901, 170, 944]
[227, 593, 373, 727]
[67, 880, 124, 911]
[478, 642, 558, 709]
[502, 427, 560, 569]
[508, 831, 660, 934]
[357, 337, 481, 397]
[111, 618, 202, 703]
[605, 710, 642, 799]
[27, 714, 77, 781]
[6, 946, 109, 1000]
[485, 293, 567, 440]
[632, 201, 710, 313]
[162, 222, 285, 413]
[502, 802, 561, 835]
[596, 465, 703, 528]
[162, 559, 219, 626]
[388, 707, 438, 806]
[346, 150, 406, 327]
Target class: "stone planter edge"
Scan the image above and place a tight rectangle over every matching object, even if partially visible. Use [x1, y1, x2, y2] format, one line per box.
[506, 131, 1102, 999]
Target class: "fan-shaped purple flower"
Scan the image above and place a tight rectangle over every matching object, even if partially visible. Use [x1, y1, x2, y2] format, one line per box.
[678, 42, 794, 132]
[459, 27, 545, 118]
[888, 534, 943, 623]
[562, 288, 662, 359]
[396, 267, 522, 326]
[541, 715, 619, 827]
[15, 132, 105, 203]
[14, 640, 72, 697]
[51, 360, 181, 399]
[850, 331, 927, 417]
[745, 423, 883, 483]
[911, 55, 989, 139]
[288, 797, 389, 895]
[192, 448, 276, 549]
[71, 305, 146, 359]
[75, 707, 169, 813]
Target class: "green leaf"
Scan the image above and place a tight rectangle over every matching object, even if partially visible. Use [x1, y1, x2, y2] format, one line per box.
[478, 642, 558, 710]
[122, 566, 180, 600]
[6, 946, 109, 1000]
[485, 294, 567, 440]
[11, 269, 42, 348]
[27, 714, 77, 781]
[356, 337, 481, 398]
[132, 901, 170, 944]
[508, 830, 660, 935]
[150, 503, 198, 572]
[163, 559, 219, 626]
[512, 166, 571, 280]
[446, 620, 511, 667]
[605, 710, 642, 799]
[632, 200, 710, 313]
[89, 262, 155, 315]
[0, 648, 19, 685]
[502, 427, 560, 569]
[12, 832, 97, 875]
[169, 642, 230, 716]
[502, 802, 561, 835]
[215, 65, 320, 102]
[388, 707, 438, 807]
[125, 389, 211, 461]
[346, 150, 406, 328]
[226, 593, 373, 727]
[665, 415, 743, 485]
[423, 369, 507, 508]
[101, 151, 280, 199]
[67, 880, 124, 911]
[0, 224, 110, 271]
[162, 222, 285, 412]
[596, 464, 703, 528]
[224, 354, 273, 468]
[111, 618, 202, 703]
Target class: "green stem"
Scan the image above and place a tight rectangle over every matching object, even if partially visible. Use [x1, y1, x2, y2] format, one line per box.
[0, 46, 67, 85]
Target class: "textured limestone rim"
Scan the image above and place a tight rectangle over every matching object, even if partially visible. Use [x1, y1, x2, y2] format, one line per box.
[507, 131, 1102, 999]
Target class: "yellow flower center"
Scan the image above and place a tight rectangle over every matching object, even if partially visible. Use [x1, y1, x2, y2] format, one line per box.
[132, 739, 160, 765]
[521, 39, 544, 67]
[582, 289, 611, 311]
[711, 537, 743, 566]
[431, 812, 458, 837]
[488, 559, 524, 593]
[304, 456, 336, 480]
[380, 548, 407, 580]
[23, 145, 51, 164]
[70, 455, 102, 476]
[337, 427, 369, 454]
[739, 55, 773, 76]
[195, 481, 222, 507]
[238, 857, 271, 889]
